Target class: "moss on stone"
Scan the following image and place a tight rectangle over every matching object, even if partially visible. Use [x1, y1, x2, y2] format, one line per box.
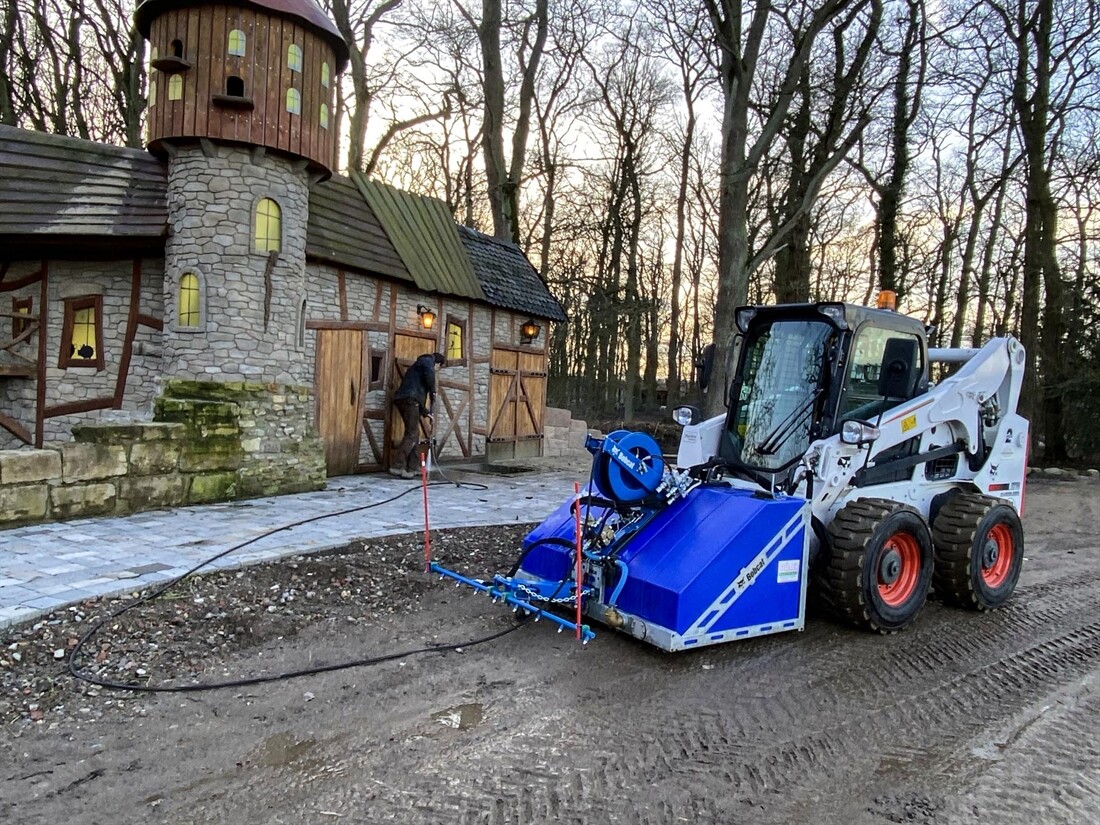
[187, 472, 239, 503]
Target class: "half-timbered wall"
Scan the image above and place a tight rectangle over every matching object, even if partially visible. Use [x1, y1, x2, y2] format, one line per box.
[0, 259, 165, 449]
[146, 4, 338, 174]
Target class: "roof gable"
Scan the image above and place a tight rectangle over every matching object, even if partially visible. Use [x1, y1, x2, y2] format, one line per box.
[457, 226, 566, 322]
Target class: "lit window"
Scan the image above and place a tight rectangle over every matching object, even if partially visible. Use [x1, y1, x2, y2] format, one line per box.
[168, 74, 183, 100]
[148, 80, 156, 106]
[60, 296, 103, 370]
[178, 273, 200, 327]
[286, 88, 301, 115]
[321, 62, 330, 87]
[254, 198, 282, 253]
[149, 46, 158, 68]
[228, 29, 246, 56]
[12, 297, 32, 340]
[320, 103, 329, 129]
[287, 44, 302, 72]
[445, 317, 466, 364]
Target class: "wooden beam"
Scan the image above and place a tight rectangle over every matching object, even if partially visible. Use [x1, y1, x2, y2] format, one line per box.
[44, 396, 114, 419]
[0, 266, 45, 293]
[337, 269, 348, 321]
[137, 313, 163, 330]
[35, 260, 47, 448]
[113, 259, 142, 408]
[306, 319, 370, 330]
[0, 412, 32, 445]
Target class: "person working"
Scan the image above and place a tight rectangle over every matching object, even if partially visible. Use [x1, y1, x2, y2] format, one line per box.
[391, 352, 446, 478]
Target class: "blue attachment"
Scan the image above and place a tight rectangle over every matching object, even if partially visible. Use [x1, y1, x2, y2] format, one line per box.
[519, 485, 810, 652]
[608, 559, 629, 607]
[587, 430, 666, 505]
[429, 562, 596, 644]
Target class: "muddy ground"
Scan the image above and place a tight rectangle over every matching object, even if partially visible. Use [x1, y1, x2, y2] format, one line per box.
[2, 479, 1098, 825]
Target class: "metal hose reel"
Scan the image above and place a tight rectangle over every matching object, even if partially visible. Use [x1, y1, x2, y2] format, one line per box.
[588, 430, 666, 505]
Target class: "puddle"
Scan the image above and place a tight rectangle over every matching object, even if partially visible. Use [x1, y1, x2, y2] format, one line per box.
[431, 702, 484, 730]
[251, 732, 318, 767]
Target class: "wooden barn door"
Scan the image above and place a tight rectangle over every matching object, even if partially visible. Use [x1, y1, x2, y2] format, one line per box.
[487, 347, 547, 461]
[386, 333, 437, 466]
[314, 329, 365, 476]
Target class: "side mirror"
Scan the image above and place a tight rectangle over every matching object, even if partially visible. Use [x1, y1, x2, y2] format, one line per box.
[841, 419, 881, 446]
[672, 405, 701, 426]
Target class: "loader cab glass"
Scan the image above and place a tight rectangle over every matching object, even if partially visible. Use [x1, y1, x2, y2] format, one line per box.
[725, 319, 835, 471]
[837, 326, 924, 422]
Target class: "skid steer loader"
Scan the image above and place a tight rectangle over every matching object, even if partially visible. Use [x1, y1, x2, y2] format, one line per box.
[433, 300, 1028, 650]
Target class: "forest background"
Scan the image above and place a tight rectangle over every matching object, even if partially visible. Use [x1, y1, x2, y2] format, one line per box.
[1, 0, 1097, 460]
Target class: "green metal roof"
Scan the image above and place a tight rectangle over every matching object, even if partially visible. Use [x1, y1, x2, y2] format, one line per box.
[352, 172, 484, 302]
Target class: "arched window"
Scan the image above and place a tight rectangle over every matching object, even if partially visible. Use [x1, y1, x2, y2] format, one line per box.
[287, 44, 303, 72]
[178, 272, 201, 328]
[171, 39, 184, 58]
[254, 198, 282, 253]
[321, 62, 330, 87]
[226, 75, 244, 97]
[319, 103, 329, 129]
[228, 29, 246, 56]
[168, 74, 183, 101]
[148, 80, 156, 107]
[149, 46, 158, 68]
[286, 87, 301, 115]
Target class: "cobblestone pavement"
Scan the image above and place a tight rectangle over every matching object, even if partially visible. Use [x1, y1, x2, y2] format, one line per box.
[0, 466, 584, 627]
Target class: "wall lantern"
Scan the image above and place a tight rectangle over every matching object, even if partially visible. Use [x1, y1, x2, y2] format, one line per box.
[417, 304, 436, 330]
[520, 318, 541, 343]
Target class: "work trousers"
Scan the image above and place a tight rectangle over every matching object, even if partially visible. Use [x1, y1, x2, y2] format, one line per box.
[393, 397, 422, 472]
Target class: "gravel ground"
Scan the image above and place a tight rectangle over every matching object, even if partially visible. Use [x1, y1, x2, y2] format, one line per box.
[0, 524, 530, 731]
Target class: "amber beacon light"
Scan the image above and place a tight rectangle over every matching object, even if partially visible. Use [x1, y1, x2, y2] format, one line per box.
[876, 290, 897, 311]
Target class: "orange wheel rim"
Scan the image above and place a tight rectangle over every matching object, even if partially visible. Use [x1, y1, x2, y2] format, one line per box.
[877, 532, 921, 607]
[981, 523, 1014, 588]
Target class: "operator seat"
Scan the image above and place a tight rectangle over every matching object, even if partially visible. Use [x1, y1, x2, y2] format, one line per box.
[844, 337, 923, 422]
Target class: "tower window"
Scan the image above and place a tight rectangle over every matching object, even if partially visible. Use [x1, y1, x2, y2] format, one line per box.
[60, 295, 104, 370]
[320, 103, 329, 129]
[226, 75, 244, 97]
[149, 46, 158, 69]
[321, 62, 330, 87]
[254, 198, 282, 253]
[148, 80, 156, 106]
[168, 74, 183, 101]
[228, 29, 246, 56]
[178, 273, 201, 328]
[286, 87, 301, 115]
[171, 39, 183, 58]
[287, 44, 302, 72]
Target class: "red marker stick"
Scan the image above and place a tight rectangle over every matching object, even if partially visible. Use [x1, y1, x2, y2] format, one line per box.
[574, 481, 583, 639]
[421, 457, 431, 571]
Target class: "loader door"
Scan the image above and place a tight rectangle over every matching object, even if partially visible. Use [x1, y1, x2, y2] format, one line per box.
[837, 327, 924, 423]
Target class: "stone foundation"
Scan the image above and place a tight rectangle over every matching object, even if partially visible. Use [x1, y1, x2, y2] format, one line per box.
[542, 407, 597, 458]
[0, 380, 325, 528]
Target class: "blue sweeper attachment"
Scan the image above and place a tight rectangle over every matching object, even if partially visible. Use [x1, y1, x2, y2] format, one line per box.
[431, 430, 811, 651]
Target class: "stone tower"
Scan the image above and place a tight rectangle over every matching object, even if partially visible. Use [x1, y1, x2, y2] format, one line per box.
[135, 0, 348, 385]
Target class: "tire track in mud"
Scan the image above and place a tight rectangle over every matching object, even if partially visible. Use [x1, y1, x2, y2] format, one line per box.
[334, 573, 1100, 824]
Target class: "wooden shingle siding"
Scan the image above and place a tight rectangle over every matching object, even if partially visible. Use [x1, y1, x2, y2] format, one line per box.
[0, 125, 167, 241]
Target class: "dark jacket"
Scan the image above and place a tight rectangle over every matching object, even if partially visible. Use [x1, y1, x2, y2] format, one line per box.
[393, 354, 437, 415]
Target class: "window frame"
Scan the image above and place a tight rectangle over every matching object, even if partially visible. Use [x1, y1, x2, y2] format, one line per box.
[228, 29, 246, 57]
[836, 324, 924, 422]
[444, 314, 467, 367]
[175, 270, 204, 332]
[287, 44, 303, 72]
[11, 296, 32, 340]
[286, 87, 302, 115]
[168, 73, 183, 101]
[59, 294, 105, 370]
[321, 62, 330, 87]
[253, 197, 282, 254]
[320, 102, 329, 129]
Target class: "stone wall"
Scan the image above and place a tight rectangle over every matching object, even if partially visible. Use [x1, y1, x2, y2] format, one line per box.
[542, 407, 595, 459]
[162, 145, 310, 386]
[0, 380, 325, 529]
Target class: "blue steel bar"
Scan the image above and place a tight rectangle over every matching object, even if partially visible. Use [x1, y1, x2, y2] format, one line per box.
[429, 562, 596, 644]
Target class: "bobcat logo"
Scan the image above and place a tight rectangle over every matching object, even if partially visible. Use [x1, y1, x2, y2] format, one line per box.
[989, 464, 999, 480]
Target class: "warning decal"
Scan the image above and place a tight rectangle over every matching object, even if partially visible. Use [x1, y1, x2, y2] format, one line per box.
[777, 559, 800, 584]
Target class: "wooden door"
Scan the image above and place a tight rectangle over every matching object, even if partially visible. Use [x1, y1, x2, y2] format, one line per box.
[386, 333, 437, 465]
[487, 347, 547, 460]
[314, 329, 365, 476]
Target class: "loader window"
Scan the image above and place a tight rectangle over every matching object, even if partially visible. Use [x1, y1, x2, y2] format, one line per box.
[726, 319, 834, 471]
[838, 327, 923, 421]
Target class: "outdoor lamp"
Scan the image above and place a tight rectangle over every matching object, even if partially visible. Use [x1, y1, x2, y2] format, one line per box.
[417, 304, 436, 330]
[520, 319, 541, 343]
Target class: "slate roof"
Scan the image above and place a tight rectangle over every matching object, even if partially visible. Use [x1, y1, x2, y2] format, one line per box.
[457, 226, 566, 322]
[0, 125, 167, 243]
[307, 175, 412, 284]
[353, 174, 485, 302]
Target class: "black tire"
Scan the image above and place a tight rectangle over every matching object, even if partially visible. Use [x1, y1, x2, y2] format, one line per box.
[816, 498, 934, 633]
[932, 493, 1023, 610]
